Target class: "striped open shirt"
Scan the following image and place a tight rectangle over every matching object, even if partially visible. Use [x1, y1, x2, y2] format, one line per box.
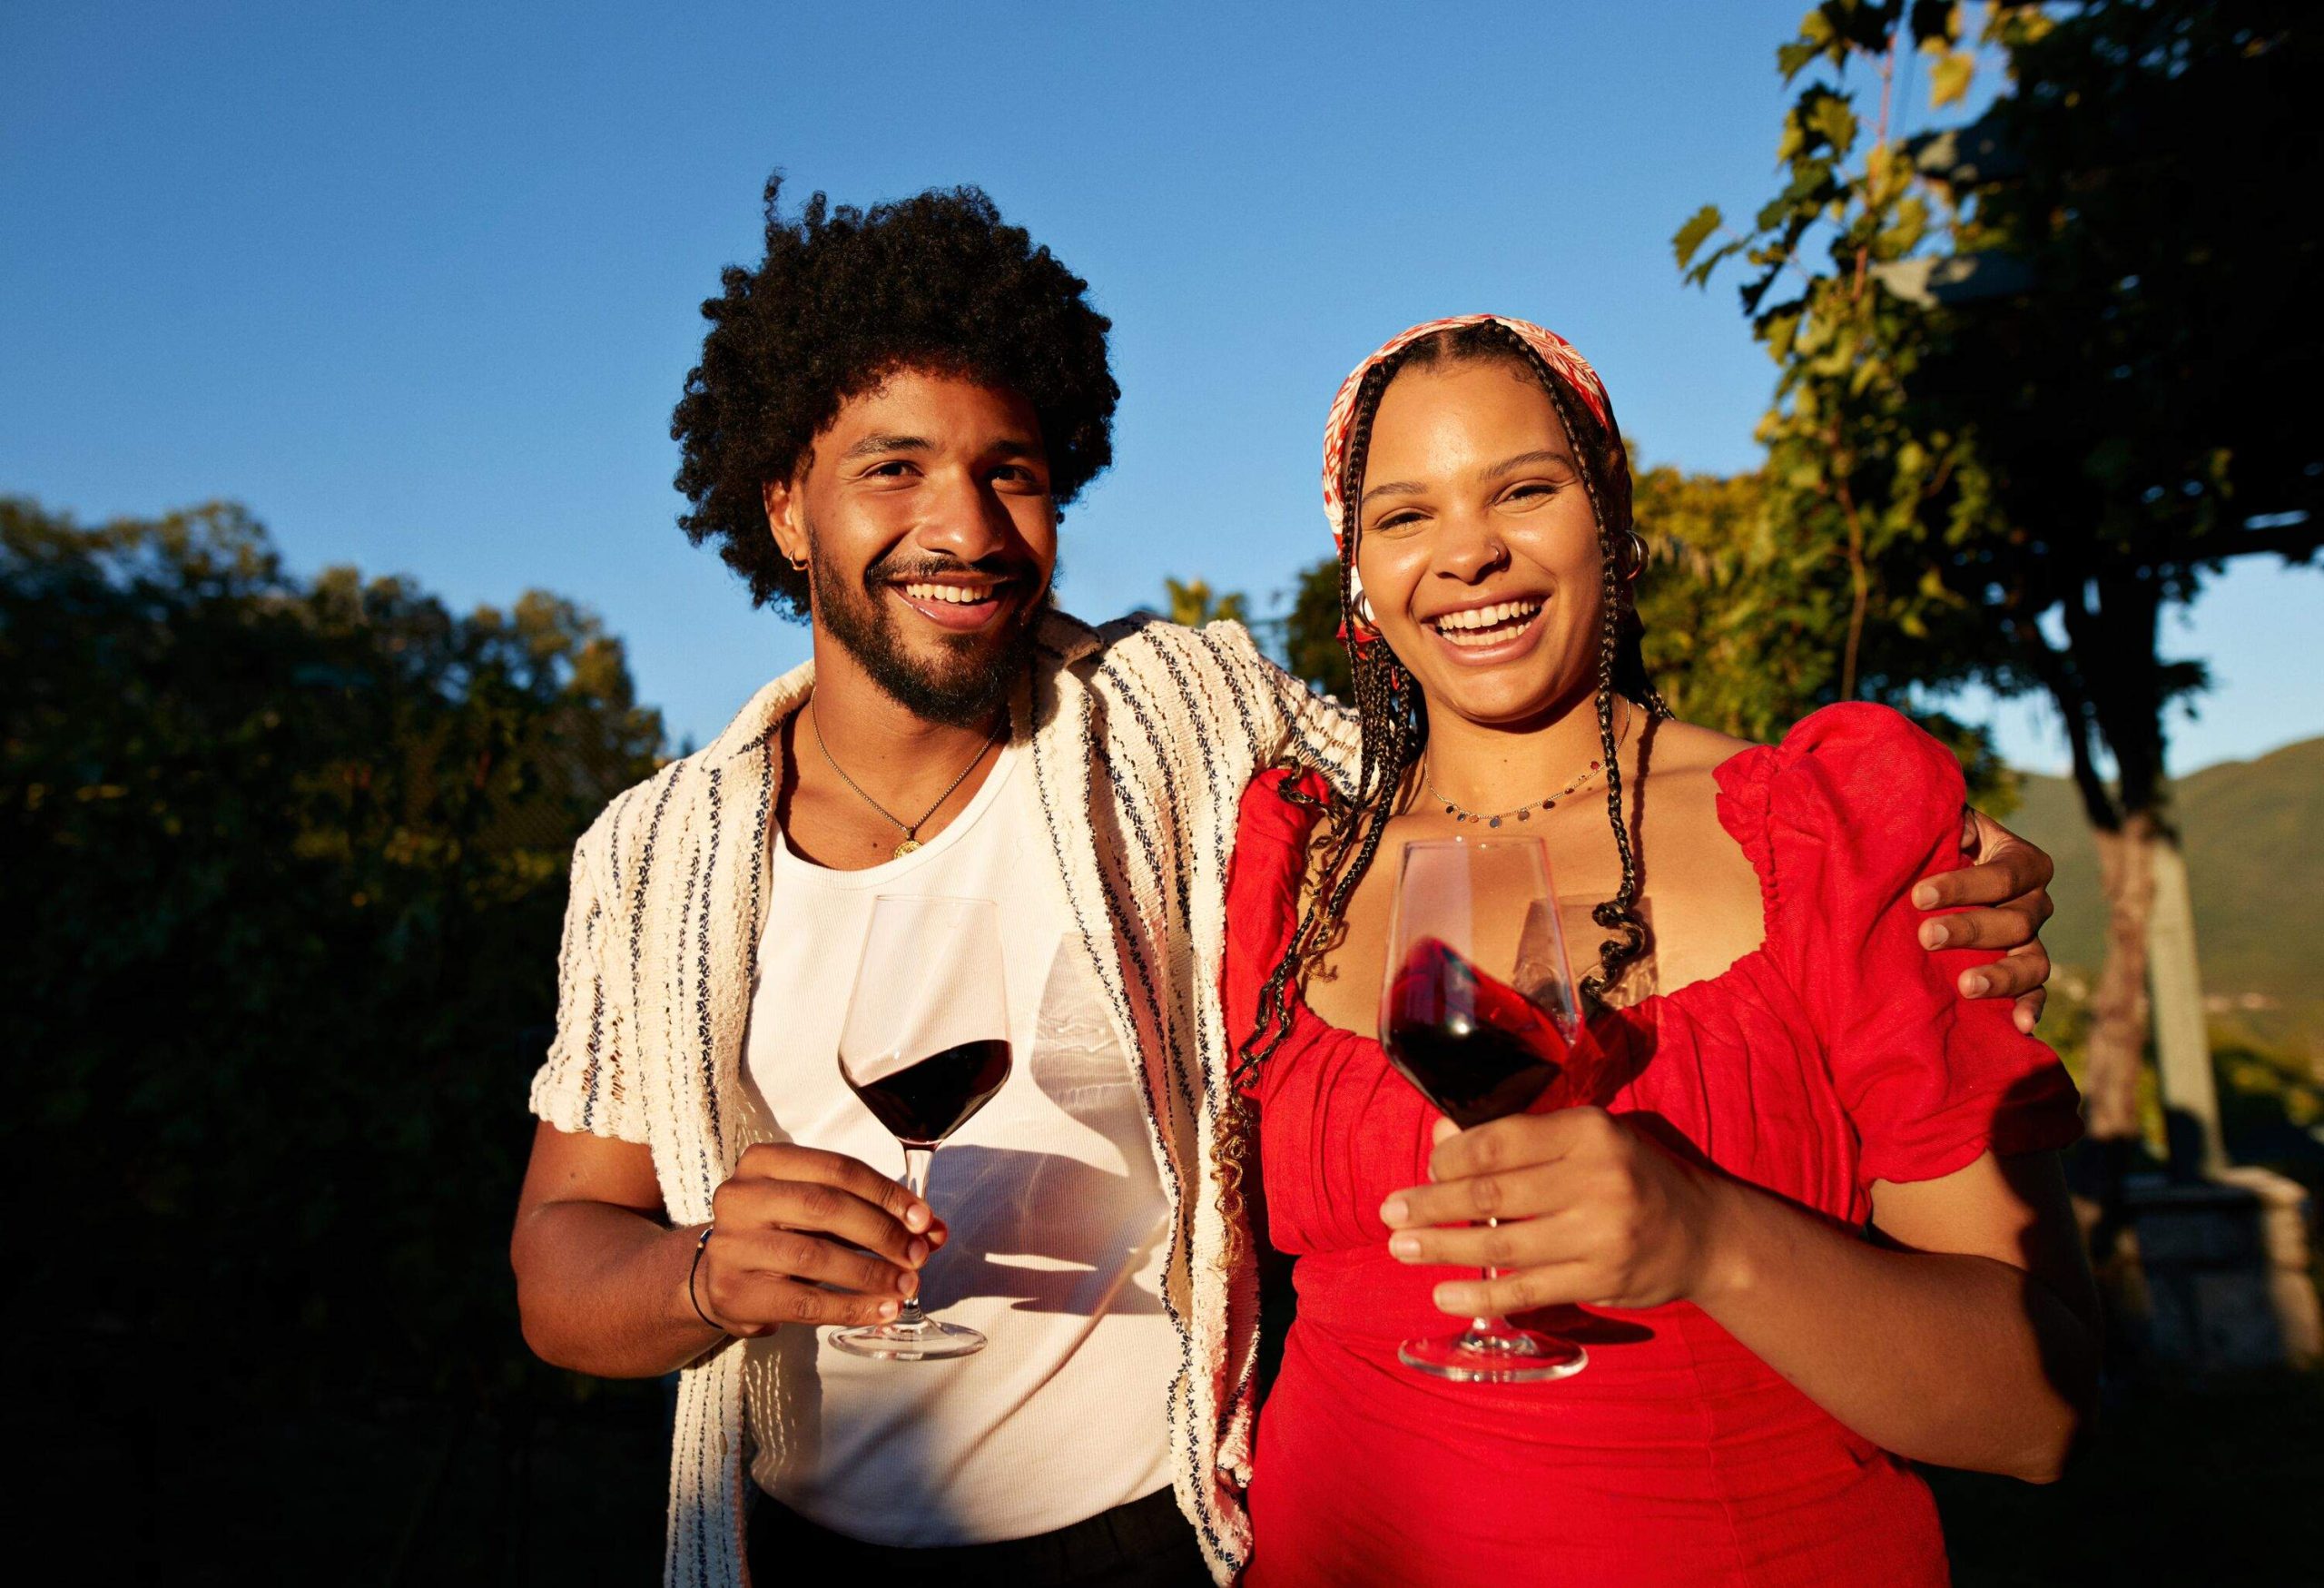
[528, 611, 1358, 1586]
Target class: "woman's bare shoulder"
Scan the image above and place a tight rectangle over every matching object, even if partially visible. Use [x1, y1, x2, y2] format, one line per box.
[1637, 715, 1756, 775]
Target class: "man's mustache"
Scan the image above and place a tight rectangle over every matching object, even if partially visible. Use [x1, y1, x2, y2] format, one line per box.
[862, 552, 1039, 589]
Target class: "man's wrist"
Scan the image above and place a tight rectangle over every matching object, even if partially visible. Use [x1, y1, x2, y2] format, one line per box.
[667, 1221, 724, 1338]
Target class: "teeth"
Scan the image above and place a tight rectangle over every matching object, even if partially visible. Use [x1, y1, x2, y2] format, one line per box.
[902, 583, 997, 605]
[1431, 598, 1543, 637]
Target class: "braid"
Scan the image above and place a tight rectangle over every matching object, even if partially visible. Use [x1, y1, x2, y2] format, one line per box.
[1235, 325, 1673, 1082]
[1615, 614, 1673, 720]
[1581, 517, 1650, 1005]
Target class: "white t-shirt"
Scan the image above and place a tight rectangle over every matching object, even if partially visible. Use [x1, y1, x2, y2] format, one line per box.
[740, 739, 1177, 1544]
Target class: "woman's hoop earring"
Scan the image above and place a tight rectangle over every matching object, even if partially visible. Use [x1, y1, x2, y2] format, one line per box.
[1620, 530, 1647, 583]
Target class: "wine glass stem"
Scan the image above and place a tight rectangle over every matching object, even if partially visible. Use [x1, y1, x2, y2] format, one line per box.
[896, 1145, 934, 1329]
[1472, 1216, 1509, 1337]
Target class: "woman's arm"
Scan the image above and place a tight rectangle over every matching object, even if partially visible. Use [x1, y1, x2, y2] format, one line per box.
[1382, 1111, 2099, 1483]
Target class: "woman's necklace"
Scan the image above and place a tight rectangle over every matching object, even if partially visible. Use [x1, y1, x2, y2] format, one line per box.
[810, 703, 1005, 860]
[1424, 699, 1633, 829]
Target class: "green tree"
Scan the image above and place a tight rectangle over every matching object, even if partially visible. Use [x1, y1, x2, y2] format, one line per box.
[1677, 0, 2322, 1153]
[1280, 557, 1354, 700]
[1632, 459, 2012, 804]
[4, 499, 664, 1486]
[1161, 576, 1248, 629]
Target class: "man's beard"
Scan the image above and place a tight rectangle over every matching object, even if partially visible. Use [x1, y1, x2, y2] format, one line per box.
[809, 530, 1045, 726]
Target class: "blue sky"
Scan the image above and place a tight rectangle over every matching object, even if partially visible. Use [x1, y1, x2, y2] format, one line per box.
[5, 1, 2316, 772]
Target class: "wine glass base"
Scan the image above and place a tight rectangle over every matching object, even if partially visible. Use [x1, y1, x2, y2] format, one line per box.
[1398, 1328, 1586, 1383]
[830, 1318, 988, 1361]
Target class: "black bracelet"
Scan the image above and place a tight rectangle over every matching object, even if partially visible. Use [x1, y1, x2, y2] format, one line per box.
[688, 1224, 726, 1334]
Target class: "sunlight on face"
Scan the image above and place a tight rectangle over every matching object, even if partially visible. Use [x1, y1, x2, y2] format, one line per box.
[1354, 358, 1608, 730]
[783, 370, 1058, 722]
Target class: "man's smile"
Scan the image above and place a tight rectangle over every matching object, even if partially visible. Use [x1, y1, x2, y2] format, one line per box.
[884, 570, 1024, 634]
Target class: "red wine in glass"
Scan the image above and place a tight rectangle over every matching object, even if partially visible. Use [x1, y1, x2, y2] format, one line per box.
[845, 1038, 1013, 1147]
[832, 895, 1013, 1361]
[1384, 939, 1568, 1128]
[1380, 838, 1591, 1384]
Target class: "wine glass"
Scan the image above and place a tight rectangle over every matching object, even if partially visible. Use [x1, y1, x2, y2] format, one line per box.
[831, 894, 1013, 1361]
[1380, 837, 1593, 1384]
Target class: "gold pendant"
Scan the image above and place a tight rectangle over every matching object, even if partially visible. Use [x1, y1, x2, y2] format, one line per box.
[891, 837, 922, 859]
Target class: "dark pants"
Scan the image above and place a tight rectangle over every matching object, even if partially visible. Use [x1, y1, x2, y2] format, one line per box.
[747, 1484, 1213, 1588]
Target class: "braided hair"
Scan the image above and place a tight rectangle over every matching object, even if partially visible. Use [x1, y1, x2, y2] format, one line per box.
[1235, 323, 1671, 1085]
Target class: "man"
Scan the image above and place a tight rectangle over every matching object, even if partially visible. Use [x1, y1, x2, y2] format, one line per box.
[510, 177, 2060, 1588]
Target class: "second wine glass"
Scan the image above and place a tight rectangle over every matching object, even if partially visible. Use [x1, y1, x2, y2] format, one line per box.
[1380, 836, 1593, 1385]
[831, 893, 1013, 1362]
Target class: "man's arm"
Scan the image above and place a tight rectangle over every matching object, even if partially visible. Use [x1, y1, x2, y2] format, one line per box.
[1183, 618, 1363, 793]
[510, 1125, 942, 1377]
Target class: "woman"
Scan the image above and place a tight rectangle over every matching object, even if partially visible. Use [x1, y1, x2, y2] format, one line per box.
[1223, 316, 2097, 1586]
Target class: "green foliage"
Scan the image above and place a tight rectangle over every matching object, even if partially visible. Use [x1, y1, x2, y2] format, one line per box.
[3, 498, 664, 1415]
[1162, 576, 1248, 630]
[1631, 459, 2014, 808]
[1260, 474, 2010, 802]
[1910, 0, 2324, 823]
[1279, 557, 1354, 700]
[1682, 0, 2324, 832]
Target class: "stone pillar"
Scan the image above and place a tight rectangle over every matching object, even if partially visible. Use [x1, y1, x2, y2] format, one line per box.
[2213, 1166, 2323, 1369]
[2146, 834, 2223, 1175]
[2122, 1168, 2321, 1372]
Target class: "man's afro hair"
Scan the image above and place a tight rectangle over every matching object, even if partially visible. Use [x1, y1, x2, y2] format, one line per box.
[672, 174, 1118, 618]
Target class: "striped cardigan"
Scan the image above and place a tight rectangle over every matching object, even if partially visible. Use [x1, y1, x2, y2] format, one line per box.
[528, 611, 1359, 1586]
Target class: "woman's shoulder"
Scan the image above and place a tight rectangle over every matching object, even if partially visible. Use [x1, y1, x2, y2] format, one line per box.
[1709, 704, 1972, 933]
[1773, 701, 1963, 779]
[1223, 767, 1331, 1052]
[1798, 704, 1965, 843]
[1236, 764, 1333, 839]
[1651, 701, 1954, 779]
[1710, 702, 1964, 820]
[1639, 716, 1755, 776]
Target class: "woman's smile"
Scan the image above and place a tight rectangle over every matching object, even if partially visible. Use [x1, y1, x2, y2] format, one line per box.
[1420, 594, 1549, 662]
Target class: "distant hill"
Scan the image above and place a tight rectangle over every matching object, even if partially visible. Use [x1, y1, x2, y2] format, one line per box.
[2005, 737, 2324, 1056]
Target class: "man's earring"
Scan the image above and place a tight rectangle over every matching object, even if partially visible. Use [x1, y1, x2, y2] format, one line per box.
[788, 553, 808, 571]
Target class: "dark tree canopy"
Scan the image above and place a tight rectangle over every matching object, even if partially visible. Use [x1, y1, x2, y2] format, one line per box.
[3, 498, 664, 1432]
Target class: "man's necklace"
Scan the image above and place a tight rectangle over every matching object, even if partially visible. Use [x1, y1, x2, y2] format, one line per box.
[1424, 699, 1634, 829]
[810, 704, 1005, 860]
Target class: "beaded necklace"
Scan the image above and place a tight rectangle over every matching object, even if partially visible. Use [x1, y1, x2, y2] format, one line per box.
[1423, 699, 1633, 828]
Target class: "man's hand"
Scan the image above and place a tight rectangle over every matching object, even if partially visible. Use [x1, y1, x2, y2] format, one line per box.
[1915, 809, 2057, 1033]
[692, 1143, 947, 1336]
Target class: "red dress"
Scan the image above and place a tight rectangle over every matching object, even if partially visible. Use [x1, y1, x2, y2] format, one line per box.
[1222, 705, 2083, 1588]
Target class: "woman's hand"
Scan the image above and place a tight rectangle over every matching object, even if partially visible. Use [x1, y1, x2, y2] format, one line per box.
[1380, 1110, 1733, 1317]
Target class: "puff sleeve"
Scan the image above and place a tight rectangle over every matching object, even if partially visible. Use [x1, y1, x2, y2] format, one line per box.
[1221, 767, 1331, 1101]
[1738, 704, 2083, 1189]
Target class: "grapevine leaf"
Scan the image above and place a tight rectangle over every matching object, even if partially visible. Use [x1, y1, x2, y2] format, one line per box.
[1930, 48, 1974, 108]
[1673, 204, 1725, 271]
